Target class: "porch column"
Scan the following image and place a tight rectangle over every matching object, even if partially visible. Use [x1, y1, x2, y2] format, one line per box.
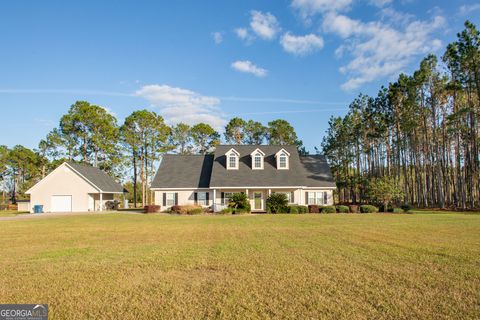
[99, 193, 103, 212]
[268, 189, 271, 196]
[213, 189, 217, 212]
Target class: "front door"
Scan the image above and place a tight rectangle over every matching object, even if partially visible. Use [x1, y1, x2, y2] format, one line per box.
[253, 192, 263, 211]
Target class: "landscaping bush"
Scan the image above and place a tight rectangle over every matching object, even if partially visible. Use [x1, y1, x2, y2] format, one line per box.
[228, 193, 251, 213]
[308, 205, 320, 213]
[401, 204, 412, 213]
[297, 206, 308, 214]
[105, 200, 120, 211]
[288, 206, 299, 214]
[349, 205, 359, 213]
[170, 205, 202, 214]
[321, 206, 336, 214]
[266, 193, 289, 214]
[392, 207, 403, 213]
[336, 205, 350, 213]
[187, 207, 204, 215]
[218, 208, 233, 215]
[379, 203, 394, 213]
[360, 205, 379, 213]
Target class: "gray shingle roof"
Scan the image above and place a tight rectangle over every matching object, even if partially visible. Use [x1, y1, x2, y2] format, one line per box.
[209, 145, 336, 188]
[151, 155, 213, 188]
[67, 162, 125, 193]
[151, 146, 336, 189]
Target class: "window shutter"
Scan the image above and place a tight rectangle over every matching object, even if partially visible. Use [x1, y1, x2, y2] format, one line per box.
[305, 192, 309, 205]
[174, 193, 178, 205]
[206, 192, 210, 203]
[163, 193, 166, 206]
[291, 192, 294, 203]
[221, 192, 225, 205]
[323, 192, 328, 205]
[194, 192, 198, 205]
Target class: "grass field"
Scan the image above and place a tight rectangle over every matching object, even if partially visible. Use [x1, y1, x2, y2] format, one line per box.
[0, 210, 29, 217]
[0, 213, 479, 319]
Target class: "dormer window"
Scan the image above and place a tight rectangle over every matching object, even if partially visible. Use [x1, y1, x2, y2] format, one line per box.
[225, 148, 240, 170]
[275, 148, 290, 170]
[254, 153, 262, 168]
[279, 153, 287, 168]
[250, 148, 265, 170]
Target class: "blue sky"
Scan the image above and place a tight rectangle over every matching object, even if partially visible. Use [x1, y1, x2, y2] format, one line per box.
[1, 0, 479, 152]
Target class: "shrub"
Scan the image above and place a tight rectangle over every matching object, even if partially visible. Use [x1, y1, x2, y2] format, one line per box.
[297, 206, 308, 214]
[266, 193, 289, 214]
[218, 208, 233, 215]
[321, 206, 336, 214]
[170, 205, 183, 214]
[349, 205, 359, 213]
[360, 205, 379, 213]
[170, 205, 202, 214]
[308, 205, 320, 213]
[187, 207, 204, 215]
[288, 206, 299, 214]
[401, 204, 412, 213]
[229, 193, 250, 212]
[336, 205, 350, 213]
[392, 207, 403, 213]
[105, 200, 120, 211]
[379, 203, 394, 213]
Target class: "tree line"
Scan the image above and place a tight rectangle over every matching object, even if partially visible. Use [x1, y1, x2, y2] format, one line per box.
[322, 21, 480, 210]
[0, 103, 302, 207]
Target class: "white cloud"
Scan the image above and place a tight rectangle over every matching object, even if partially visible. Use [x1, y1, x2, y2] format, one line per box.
[212, 31, 223, 44]
[280, 32, 324, 56]
[249, 10, 281, 40]
[322, 12, 445, 90]
[369, 0, 393, 7]
[231, 60, 268, 77]
[292, 0, 353, 20]
[135, 85, 225, 129]
[459, 4, 480, 15]
[234, 27, 253, 42]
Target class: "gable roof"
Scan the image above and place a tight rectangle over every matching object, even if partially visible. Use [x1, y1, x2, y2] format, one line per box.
[210, 145, 336, 188]
[151, 155, 213, 189]
[26, 162, 125, 194]
[150, 146, 336, 189]
[66, 162, 125, 193]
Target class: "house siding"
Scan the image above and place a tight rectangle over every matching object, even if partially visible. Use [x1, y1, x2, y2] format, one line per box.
[154, 190, 213, 210]
[29, 164, 99, 213]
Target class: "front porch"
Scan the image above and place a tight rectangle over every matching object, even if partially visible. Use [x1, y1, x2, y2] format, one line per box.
[212, 188, 300, 213]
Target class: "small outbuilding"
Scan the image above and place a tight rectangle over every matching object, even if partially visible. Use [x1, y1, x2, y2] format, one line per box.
[26, 162, 124, 213]
[17, 200, 31, 212]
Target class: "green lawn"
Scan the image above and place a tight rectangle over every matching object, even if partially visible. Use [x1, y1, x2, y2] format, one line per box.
[0, 213, 479, 319]
[0, 210, 29, 217]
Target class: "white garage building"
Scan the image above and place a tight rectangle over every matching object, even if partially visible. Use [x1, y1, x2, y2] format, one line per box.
[26, 162, 124, 213]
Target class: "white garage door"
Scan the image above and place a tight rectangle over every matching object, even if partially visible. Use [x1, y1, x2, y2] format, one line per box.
[51, 195, 72, 212]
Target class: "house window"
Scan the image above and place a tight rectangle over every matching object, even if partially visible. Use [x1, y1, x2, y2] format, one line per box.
[254, 153, 262, 169]
[166, 193, 175, 206]
[279, 153, 287, 168]
[197, 192, 207, 206]
[223, 192, 234, 205]
[307, 192, 328, 205]
[227, 153, 238, 169]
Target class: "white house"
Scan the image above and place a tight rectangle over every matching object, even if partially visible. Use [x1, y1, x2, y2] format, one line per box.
[151, 145, 336, 212]
[26, 162, 124, 213]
